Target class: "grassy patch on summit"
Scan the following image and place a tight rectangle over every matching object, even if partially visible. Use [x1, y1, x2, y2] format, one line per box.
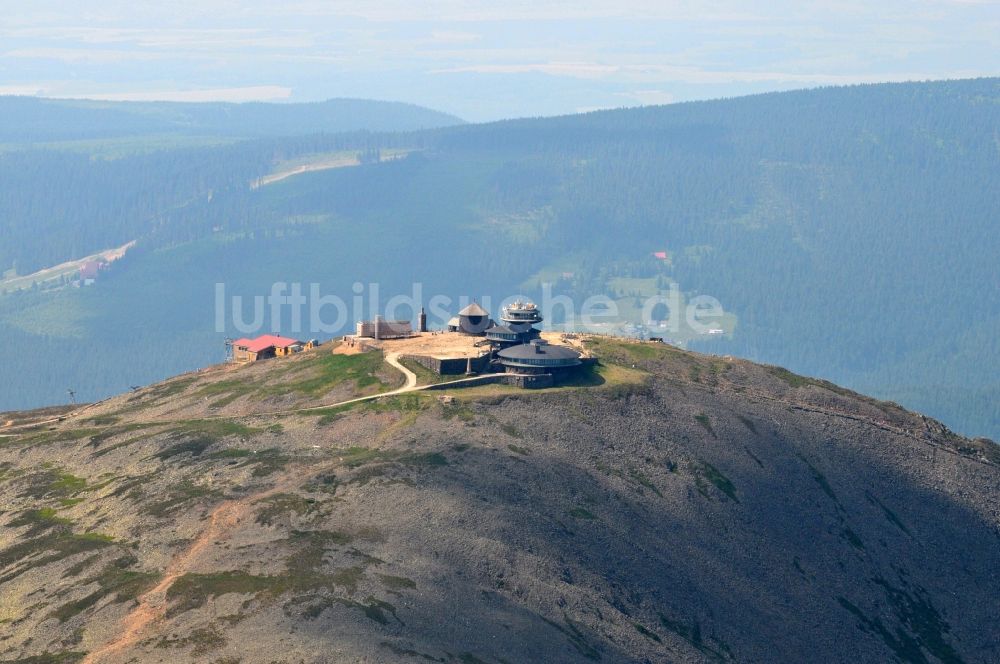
[197, 351, 398, 408]
[399, 358, 451, 385]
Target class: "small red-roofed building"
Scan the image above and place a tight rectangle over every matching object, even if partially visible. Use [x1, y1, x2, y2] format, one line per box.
[231, 334, 304, 363]
[79, 260, 105, 285]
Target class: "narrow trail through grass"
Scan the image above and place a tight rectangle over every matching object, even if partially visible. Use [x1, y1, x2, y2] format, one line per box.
[80, 467, 327, 663]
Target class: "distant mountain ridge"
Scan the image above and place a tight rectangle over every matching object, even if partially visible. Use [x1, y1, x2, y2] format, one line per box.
[0, 96, 464, 143]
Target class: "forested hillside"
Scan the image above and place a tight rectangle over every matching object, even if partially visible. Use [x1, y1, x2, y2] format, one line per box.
[1, 78, 997, 439]
[0, 97, 459, 274]
[0, 133, 396, 274]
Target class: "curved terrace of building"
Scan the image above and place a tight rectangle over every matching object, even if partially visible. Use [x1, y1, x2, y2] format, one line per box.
[497, 339, 582, 370]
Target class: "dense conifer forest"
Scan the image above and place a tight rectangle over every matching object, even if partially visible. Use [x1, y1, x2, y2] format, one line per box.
[1, 79, 997, 438]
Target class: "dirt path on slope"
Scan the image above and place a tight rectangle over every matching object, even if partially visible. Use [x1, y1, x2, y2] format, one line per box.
[81, 473, 309, 663]
[3, 353, 422, 434]
[78, 357, 421, 661]
[384, 352, 418, 391]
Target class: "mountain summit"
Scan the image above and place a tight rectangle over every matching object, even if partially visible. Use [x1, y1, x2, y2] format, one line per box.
[1, 337, 997, 663]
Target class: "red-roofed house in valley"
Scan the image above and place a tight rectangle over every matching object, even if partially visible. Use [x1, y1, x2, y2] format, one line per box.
[79, 260, 105, 285]
[231, 334, 307, 363]
[652, 251, 668, 261]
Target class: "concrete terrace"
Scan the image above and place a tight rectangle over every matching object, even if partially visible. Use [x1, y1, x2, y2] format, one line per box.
[357, 330, 586, 360]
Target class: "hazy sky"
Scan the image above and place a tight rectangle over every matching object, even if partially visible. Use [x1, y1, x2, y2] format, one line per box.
[1, 1, 997, 120]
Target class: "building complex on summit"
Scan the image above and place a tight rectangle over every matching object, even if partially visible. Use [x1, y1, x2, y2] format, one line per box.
[352, 299, 587, 388]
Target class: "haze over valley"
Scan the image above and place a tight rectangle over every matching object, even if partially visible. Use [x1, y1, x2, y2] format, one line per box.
[1, 4, 998, 663]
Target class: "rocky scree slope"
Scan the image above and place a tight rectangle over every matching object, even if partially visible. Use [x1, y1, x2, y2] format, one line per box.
[0, 339, 997, 663]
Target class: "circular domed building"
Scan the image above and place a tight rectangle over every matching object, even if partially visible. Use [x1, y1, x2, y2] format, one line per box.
[496, 339, 581, 380]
